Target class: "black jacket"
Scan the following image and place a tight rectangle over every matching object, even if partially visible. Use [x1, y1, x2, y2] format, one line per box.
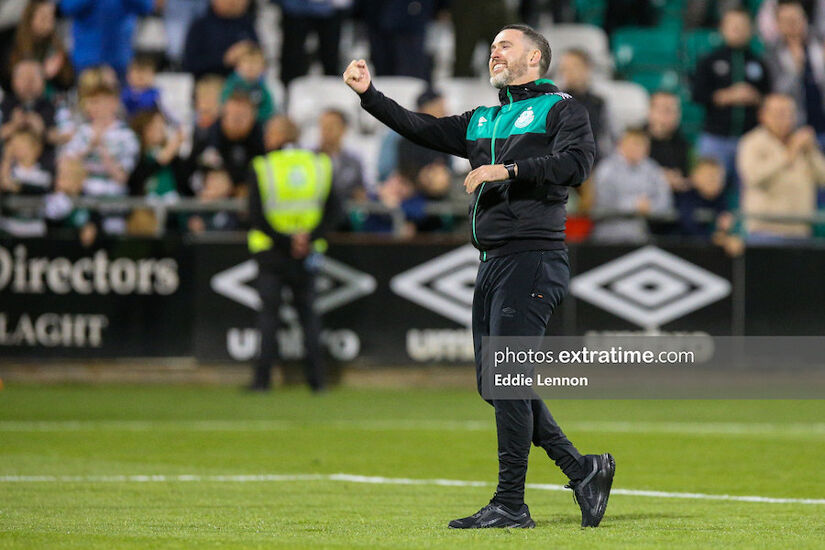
[359, 79, 595, 259]
[182, 7, 259, 79]
[692, 45, 771, 137]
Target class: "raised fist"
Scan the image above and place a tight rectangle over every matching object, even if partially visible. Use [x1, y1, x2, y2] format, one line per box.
[343, 59, 371, 94]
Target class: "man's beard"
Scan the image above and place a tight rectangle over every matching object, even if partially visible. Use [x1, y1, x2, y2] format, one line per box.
[489, 58, 528, 88]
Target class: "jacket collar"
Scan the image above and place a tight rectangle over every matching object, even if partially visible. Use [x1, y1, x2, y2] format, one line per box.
[498, 79, 559, 106]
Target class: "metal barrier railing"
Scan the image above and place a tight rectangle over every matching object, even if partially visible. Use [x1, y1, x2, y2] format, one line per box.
[3, 194, 825, 238]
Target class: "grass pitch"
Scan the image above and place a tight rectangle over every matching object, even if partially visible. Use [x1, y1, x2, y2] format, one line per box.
[1, 384, 824, 549]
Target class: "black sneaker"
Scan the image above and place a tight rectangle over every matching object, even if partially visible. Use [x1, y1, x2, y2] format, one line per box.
[448, 499, 535, 529]
[565, 453, 615, 527]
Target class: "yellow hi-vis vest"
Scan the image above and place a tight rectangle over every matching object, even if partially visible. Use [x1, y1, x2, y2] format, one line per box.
[248, 149, 333, 254]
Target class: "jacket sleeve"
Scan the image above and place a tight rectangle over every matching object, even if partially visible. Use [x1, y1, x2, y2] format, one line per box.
[358, 84, 472, 158]
[248, 168, 292, 250]
[513, 98, 595, 188]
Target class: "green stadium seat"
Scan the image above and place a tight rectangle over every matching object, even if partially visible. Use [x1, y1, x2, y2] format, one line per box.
[628, 69, 681, 93]
[574, 0, 606, 26]
[611, 27, 681, 74]
[682, 29, 723, 74]
[680, 100, 706, 144]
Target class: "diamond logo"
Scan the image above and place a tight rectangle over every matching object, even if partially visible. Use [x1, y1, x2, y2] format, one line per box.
[210, 257, 376, 322]
[570, 246, 731, 329]
[390, 245, 479, 327]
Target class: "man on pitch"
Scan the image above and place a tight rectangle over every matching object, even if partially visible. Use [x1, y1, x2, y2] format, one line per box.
[344, 24, 615, 529]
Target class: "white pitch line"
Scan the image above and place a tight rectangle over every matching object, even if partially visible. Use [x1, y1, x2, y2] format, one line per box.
[1, 419, 824, 438]
[0, 472, 822, 505]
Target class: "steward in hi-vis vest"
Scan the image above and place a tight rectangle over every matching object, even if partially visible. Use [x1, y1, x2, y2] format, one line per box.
[248, 141, 341, 393]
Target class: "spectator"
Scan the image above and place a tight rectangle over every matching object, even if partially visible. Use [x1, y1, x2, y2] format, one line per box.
[557, 49, 614, 160]
[8, 0, 73, 92]
[758, 0, 825, 43]
[276, 0, 350, 86]
[59, 0, 158, 78]
[765, 0, 825, 148]
[692, 7, 772, 185]
[450, 0, 514, 77]
[317, 108, 366, 201]
[591, 128, 673, 243]
[264, 114, 299, 151]
[183, 0, 258, 79]
[1, 127, 51, 195]
[676, 157, 730, 237]
[121, 54, 162, 117]
[647, 91, 691, 192]
[359, 171, 430, 236]
[221, 44, 276, 123]
[43, 155, 99, 245]
[187, 167, 239, 233]
[356, 0, 442, 79]
[163, 0, 209, 68]
[128, 109, 186, 200]
[737, 93, 825, 241]
[190, 90, 264, 189]
[0, 59, 59, 158]
[62, 81, 140, 234]
[192, 75, 224, 146]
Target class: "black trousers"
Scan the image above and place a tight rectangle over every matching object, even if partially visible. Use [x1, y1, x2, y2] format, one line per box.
[472, 249, 584, 506]
[254, 253, 324, 390]
[280, 12, 342, 86]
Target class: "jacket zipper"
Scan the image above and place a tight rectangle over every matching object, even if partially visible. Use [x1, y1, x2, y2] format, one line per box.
[472, 89, 513, 261]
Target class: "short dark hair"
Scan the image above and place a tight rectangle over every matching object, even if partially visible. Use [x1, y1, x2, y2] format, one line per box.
[500, 24, 552, 76]
[130, 54, 157, 72]
[563, 48, 592, 67]
[322, 108, 349, 126]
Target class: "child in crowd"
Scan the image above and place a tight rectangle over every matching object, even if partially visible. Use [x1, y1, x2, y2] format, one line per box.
[221, 44, 275, 122]
[121, 54, 162, 117]
[676, 157, 729, 238]
[187, 167, 239, 233]
[62, 81, 139, 234]
[128, 108, 185, 200]
[0, 128, 52, 194]
[43, 155, 98, 246]
[193, 75, 224, 145]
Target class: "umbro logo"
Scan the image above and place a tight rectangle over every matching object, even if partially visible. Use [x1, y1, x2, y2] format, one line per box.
[478, 116, 487, 127]
[570, 246, 730, 330]
[210, 257, 376, 322]
[390, 245, 479, 326]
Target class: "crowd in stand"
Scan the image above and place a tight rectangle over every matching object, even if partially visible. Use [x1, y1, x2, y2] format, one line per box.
[0, 0, 824, 248]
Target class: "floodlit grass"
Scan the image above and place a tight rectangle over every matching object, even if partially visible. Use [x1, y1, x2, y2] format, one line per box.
[1, 385, 824, 548]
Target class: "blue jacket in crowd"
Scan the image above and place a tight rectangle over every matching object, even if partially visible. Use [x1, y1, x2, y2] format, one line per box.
[182, 6, 259, 79]
[59, 0, 154, 76]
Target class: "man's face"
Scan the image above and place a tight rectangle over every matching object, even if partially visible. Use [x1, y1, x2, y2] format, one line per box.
[720, 12, 752, 48]
[221, 99, 255, 139]
[760, 95, 796, 139]
[12, 62, 44, 101]
[776, 4, 807, 41]
[558, 52, 590, 92]
[648, 93, 681, 135]
[319, 112, 346, 150]
[489, 29, 535, 88]
[619, 134, 650, 165]
[212, 0, 249, 18]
